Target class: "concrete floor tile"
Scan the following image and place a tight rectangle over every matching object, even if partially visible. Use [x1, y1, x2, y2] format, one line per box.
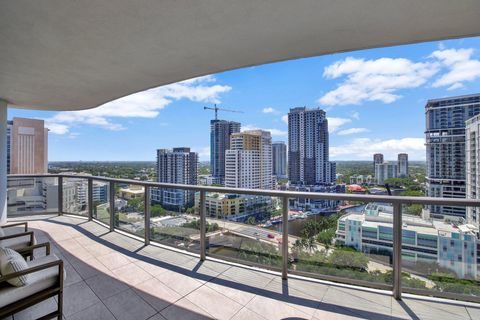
[230, 307, 267, 320]
[85, 273, 130, 300]
[133, 278, 182, 311]
[67, 302, 116, 320]
[97, 252, 131, 270]
[103, 289, 157, 320]
[160, 298, 214, 320]
[156, 270, 204, 296]
[111, 262, 152, 286]
[185, 284, 243, 320]
[63, 281, 101, 316]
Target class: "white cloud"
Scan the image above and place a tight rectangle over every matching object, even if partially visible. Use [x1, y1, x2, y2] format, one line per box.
[281, 115, 288, 124]
[192, 146, 210, 160]
[46, 75, 231, 134]
[430, 48, 480, 90]
[318, 57, 439, 106]
[336, 127, 369, 135]
[262, 107, 276, 113]
[330, 137, 425, 160]
[46, 122, 70, 135]
[328, 117, 351, 133]
[350, 111, 360, 120]
[242, 125, 287, 137]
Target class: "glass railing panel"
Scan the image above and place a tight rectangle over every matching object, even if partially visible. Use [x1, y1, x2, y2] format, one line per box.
[7, 176, 59, 215]
[203, 192, 282, 271]
[62, 177, 89, 216]
[148, 186, 200, 254]
[113, 182, 145, 237]
[401, 204, 480, 301]
[288, 197, 393, 289]
[91, 179, 110, 225]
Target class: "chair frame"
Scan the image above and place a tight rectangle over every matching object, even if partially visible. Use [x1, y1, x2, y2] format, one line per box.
[0, 242, 64, 320]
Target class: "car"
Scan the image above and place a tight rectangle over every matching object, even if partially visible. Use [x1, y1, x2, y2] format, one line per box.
[267, 233, 275, 239]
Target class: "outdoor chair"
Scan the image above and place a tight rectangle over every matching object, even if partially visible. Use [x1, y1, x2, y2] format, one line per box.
[0, 222, 36, 258]
[0, 242, 64, 319]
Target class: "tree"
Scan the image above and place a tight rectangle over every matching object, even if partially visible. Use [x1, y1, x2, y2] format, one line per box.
[328, 248, 369, 271]
[151, 204, 167, 217]
[246, 216, 256, 225]
[316, 228, 336, 250]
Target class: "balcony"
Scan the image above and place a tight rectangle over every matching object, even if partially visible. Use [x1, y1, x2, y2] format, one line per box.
[5, 174, 480, 319]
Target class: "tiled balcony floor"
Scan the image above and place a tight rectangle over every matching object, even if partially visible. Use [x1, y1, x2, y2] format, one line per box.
[5, 215, 480, 320]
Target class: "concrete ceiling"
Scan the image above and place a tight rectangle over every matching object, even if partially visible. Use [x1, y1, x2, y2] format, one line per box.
[1, 0, 480, 111]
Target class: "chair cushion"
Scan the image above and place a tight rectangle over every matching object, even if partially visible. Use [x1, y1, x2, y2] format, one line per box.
[0, 254, 61, 308]
[0, 248, 29, 286]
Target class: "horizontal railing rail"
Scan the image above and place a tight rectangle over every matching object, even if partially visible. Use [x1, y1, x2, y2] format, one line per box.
[9, 173, 480, 206]
[7, 173, 480, 303]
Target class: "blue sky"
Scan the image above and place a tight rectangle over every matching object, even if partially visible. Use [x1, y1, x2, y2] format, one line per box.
[8, 37, 480, 162]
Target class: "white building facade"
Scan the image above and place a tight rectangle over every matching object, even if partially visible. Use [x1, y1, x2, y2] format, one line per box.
[225, 130, 273, 190]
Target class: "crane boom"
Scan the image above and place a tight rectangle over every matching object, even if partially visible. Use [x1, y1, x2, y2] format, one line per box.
[204, 104, 244, 120]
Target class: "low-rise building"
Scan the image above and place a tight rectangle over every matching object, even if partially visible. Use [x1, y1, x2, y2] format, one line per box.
[288, 184, 344, 213]
[194, 193, 274, 221]
[335, 203, 478, 279]
[118, 185, 145, 200]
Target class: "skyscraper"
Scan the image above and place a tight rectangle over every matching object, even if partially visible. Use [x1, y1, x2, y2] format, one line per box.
[210, 120, 241, 184]
[373, 153, 384, 174]
[466, 114, 480, 225]
[153, 147, 198, 209]
[272, 141, 287, 178]
[426, 93, 480, 220]
[7, 117, 48, 174]
[288, 107, 335, 185]
[225, 130, 273, 189]
[397, 153, 409, 177]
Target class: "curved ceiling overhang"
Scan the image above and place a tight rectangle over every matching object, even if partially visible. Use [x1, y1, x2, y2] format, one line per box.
[1, 0, 480, 111]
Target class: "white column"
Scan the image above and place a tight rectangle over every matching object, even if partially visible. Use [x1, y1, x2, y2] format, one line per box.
[0, 100, 7, 225]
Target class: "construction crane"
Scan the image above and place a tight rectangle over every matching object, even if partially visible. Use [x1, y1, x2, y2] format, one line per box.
[204, 104, 244, 120]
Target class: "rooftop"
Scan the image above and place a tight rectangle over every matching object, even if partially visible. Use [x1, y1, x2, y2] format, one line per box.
[7, 214, 480, 320]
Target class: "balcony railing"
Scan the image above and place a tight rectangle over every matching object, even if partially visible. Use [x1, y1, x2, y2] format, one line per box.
[6, 173, 480, 303]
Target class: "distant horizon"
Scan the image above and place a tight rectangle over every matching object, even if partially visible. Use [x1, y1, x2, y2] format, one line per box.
[48, 159, 427, 163]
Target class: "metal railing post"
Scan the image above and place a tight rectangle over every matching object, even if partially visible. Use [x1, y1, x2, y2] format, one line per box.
[88, 178, 93, 221]
[144, 186, 151, 246]
[199, 190, 206, 261]
[282, 196, 289, 280]
[393, 201, 402, 300]
[58, 176, 63, 215]
[109, 181, 115, 232]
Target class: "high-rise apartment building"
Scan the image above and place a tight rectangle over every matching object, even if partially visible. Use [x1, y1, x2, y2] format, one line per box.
[426, 94, 480, 220]
[153, 147, 198, 209]
[210, 120, 241, 184]
[7, 117, 48, 174]
[397, 153, 409, 177]
[466, 114, 480, 225]
[288, 107, 335, 185]
[225, 130, 273, 189]
[373, 153, 384, 174]
[272, 141, 287, 178]
[375, 162, 398, 185]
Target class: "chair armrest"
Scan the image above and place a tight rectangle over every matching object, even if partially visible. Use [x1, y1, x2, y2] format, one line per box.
[0, 259, 63, 284]
[16, 242, 51, 257]
[0, 231, 35, 246]
[1, 222, 28, 232]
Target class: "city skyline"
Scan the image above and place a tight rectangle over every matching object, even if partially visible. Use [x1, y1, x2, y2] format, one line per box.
[7, 36, 480, 162]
